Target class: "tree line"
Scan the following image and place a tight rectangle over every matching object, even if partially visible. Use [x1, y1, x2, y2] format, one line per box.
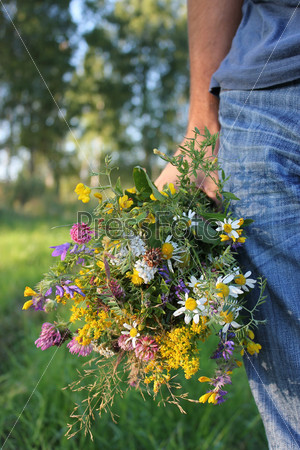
[0, 0, 189, 197]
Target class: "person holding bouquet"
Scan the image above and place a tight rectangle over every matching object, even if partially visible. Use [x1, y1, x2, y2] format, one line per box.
[156, 1, 300, 448]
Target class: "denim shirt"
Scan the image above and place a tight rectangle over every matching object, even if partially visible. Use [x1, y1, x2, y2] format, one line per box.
[210, 0, 300, 94]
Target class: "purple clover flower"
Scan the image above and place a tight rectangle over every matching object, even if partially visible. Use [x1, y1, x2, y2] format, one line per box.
[67, 337, 93, 356]
[35, 323, 62, 350]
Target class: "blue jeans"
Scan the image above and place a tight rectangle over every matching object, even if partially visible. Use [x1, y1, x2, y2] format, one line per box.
[218, 82, 300, 450]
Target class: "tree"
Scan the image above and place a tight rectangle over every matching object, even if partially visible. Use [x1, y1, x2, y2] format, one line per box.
[0, 0, 76, 193]
[68, 0, 189, 177]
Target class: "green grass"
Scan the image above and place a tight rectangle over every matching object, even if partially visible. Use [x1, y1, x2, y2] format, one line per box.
[0, 209, 268, 449]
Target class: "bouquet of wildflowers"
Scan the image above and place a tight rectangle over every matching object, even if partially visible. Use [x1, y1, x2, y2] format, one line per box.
[23, 129, 265, 438]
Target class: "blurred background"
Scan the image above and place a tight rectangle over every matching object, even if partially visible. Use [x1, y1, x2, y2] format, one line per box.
[0, 0, 267, 448]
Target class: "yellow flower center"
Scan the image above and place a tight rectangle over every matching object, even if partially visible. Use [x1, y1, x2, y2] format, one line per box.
[216, 282, 230, 298]
[238, 218, 244, 226]
[161, 243, 174, 259]
[130, 328, 138, 337]
[235, 274, 246, 285]
[185, 297, 197, 311]
[223, 223, 232, 233]
[220, 310, 234, 323]
[187, 219, 192, 227]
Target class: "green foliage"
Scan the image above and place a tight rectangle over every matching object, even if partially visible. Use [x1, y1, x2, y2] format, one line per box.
[68, 0, 189, 175]
[0, 0, 76, 192]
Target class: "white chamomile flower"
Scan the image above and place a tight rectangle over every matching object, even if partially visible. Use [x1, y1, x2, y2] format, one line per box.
[134, 259, 157, 284]
[173, 292, 207, 324]
[161, 235, 185, 272]
[121, 321, 140, 348]
[218, 307, 242, 333]
[215, 274, 243, 298]
[188, 275, 206, 294]
[173, 210, 197, 228]
[234, 270, 256, 292]
[216, 218, 241, 241]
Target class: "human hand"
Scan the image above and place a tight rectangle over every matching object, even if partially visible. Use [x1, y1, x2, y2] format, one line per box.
[155, 135, 220, 203]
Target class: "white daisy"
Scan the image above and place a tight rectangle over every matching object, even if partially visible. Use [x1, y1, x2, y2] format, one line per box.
[161, 235, 185, 272]
[173, 292, 207, 324]
[218, 307, 242, 333]
[188, 275, 207, 294]
[234, 270, 256, 292]
[216, 218, 241, 241]
[173, 210, 197, 228]
[215, 274, 243, 299]
[121, 321, 140, 348]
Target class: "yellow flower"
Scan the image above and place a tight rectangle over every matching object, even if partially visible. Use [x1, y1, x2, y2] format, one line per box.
[150, 193, 157, 201]
[248, 329, 255, 340]
[74, 183, 91, 203]
[126, 187, 136, 194]
[145, 213, 156, 224]
[199, 392, 212, 403]
[208, 392, 217, 404]
[119, 195, 133, 210]
[104, 202, 114, 214]
[220, 234, 230, 242]
[96, 260, 105, 270]
[127, 269, 144, 285]
[247, 341, 262, 355]
[168, 183, 176, 195]
[238, 218, 244, 226]
[24, 286, 37, 297]
[22, 300, 33, 310]
[94, 192, 103, 203]
[198, 376, 211, 383]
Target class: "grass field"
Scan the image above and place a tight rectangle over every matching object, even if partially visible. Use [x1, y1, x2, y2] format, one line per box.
[0, 208, 268, 449]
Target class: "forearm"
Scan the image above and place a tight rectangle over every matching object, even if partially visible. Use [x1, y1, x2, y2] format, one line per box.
[186, 0, 243, 136]
[156, 0, 243, 192]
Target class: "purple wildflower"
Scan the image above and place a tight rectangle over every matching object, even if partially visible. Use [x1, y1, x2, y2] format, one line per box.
[50, 243, 70, 261]
[67, 337, 93, 356]
[158, 265, 172, 283]
[118, 334, 134, 351]
[212, 373, 232, 389]
[56, 280, 85, 299]
[135, 336, 159, 361]
[108, 279, 125, 300]
[70, 223, 94, 244]
[215, 389, 228, 404]
[174, 279, 189, 299]
[211, 339, 235, 360]
[35, 323, 62, 350]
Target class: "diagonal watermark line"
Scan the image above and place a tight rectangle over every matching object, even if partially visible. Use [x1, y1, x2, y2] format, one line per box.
[1, 329, 71, 449]
[242, 348, 300, 449]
